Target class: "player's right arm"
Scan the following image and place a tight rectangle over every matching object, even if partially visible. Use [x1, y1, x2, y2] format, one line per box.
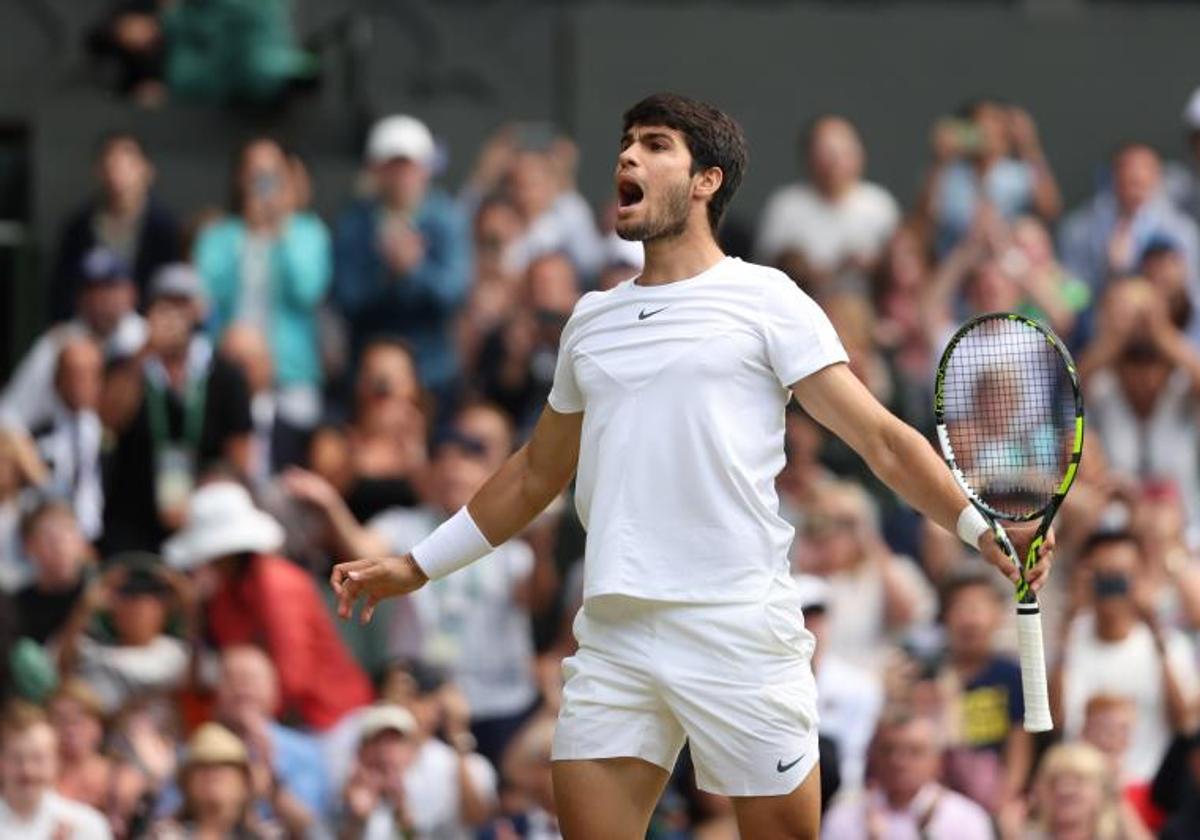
[330, 406, 582, 622]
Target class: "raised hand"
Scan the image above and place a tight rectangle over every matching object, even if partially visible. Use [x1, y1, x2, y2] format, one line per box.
[330, 554, 429, 623]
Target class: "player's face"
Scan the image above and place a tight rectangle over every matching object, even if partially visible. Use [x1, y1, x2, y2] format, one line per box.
[614, 125, 694, 242]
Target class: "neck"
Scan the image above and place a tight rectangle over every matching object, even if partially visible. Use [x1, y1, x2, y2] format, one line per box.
[5, 788, 44, 819]
[883, 785, 920, 811]
[817, 180, 853, 202]
[1096, 610, 1134, 642]
[950, 648, 989, 676]
[637, 224, 725, 287]
[105, 190, 145, 220]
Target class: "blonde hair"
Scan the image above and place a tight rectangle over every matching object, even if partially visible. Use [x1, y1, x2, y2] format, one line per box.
[1033, 742, 1122, 840]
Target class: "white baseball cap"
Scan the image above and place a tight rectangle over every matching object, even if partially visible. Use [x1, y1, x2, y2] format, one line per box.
[366, 115, 435, 167]
[1184, 87, 1200, 131]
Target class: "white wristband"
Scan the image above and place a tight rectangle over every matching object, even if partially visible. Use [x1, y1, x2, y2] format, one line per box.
[409, 507, 496, 580]
[957, 504, 991, 550]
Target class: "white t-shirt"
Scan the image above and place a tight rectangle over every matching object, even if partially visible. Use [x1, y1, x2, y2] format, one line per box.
[817, 653, 884, 791]
[371, 507, 539, 720]
[0, 790, 112, 839]
[548, 257, 848, 604]
[1062, 612, 1200, 782]
[754, 182, 900, 270]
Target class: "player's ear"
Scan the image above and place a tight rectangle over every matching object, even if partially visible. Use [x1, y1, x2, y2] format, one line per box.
[693, 166, 723, 201]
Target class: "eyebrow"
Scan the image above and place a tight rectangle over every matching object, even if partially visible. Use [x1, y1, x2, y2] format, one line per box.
[621, 129, 675, 148]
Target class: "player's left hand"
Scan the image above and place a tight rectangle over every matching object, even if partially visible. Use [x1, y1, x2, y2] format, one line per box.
[979, 524, 1056, 593]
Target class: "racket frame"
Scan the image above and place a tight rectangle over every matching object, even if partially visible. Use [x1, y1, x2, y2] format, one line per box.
[934, 312, 1085, 733]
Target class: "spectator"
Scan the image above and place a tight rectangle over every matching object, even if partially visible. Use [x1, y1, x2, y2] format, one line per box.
[195, 137, 332, 431]
[102, 265, 253, 552]
[50, 133, 179, 318]
[481, 714, 561, 840]
[457, 198, 527, 374]
[47, 678, 112, 811]
[1138, 237, 1196, 339]
[368, 425, 548, 767]
[1079, 279, 1200, 526]
[793, 574, 882, 793]
[26, 336, 106, 541]
[936, 568, 1032, 814]
[56, 555, 191, 715]
[148, 722, 280, 839]
[86, 4, 169, 105]
[1022, 741, 1152, 840]
[477, 253, 580, 434]
[163, 481, 372, 730]
[1165, 85, 1200, 224]
[1080, 694, 1162, 831]
[213, 645, 331, 821]
[333, 115, 471, 408]
[1005, 215, 1092, 343]
[160, 0, 317, 106]
[1158, 729, 1200, 840]
[219, 323, 309, 487]
[0, 701, 111, 838]
[338, 704, 422, 840]
[794, 480, 935, 670]
[2, 247, 146, 433]
[872, 223, 936, 382]
[14, 499, 93, 643]
[0, 429, 49, 592]
[1060, 143, 1200, 299]
[465, 125, 605, 281]
[755, 115, 900, 295]
[822, 707, 993, 840]
[1054, 530, 1199, 783]
[318, 337, 427, 523]
[921, 100, 1061, 254]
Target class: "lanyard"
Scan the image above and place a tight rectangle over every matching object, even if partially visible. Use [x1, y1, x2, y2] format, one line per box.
[145, 372, 208, 453]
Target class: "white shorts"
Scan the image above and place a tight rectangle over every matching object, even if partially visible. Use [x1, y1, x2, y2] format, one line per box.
[551, 575, 820, 797]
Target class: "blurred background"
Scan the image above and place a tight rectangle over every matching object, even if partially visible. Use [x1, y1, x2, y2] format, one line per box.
[1, 1, 1200, 838]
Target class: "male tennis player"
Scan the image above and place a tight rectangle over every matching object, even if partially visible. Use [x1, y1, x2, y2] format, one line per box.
[331, 93, 1054, 839]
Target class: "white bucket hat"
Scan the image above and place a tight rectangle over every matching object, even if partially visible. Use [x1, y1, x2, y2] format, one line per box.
[163, 481, 285, 570]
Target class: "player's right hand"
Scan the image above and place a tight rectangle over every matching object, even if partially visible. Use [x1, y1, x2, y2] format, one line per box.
[330, 554, 429, 623]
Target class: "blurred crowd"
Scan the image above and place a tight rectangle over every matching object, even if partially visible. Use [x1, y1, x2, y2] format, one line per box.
[4, 70, 1200, 839]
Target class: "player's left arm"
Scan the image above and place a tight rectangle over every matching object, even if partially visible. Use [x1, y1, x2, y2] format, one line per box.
[792, 362, 1053, 590]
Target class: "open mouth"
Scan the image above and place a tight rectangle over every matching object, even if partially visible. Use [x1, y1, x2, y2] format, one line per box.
[617, 177, 644, 210]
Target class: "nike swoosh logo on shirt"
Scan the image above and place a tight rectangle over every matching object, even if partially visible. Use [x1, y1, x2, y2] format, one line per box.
[776, 755, 805, 773]
[638, 306, 668, 320]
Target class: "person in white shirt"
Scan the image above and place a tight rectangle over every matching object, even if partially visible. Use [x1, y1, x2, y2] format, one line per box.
[1, 247, 146, 434]
[332, 93, 1053, 839]
[755, 115, 899, 294]
[28, 336, 106, 541]
[1054, 530, 1199, 783]
[0, 701, 111, 839]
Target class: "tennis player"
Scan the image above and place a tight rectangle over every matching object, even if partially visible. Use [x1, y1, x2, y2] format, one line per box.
[331, 93, 1054, 839]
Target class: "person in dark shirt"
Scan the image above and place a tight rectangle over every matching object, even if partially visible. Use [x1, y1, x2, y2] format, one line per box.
[936, 567, 1031, 815]
[102, 264, 253, 553]
[14, 500, 94, 645]
[50, 133, 179, 321]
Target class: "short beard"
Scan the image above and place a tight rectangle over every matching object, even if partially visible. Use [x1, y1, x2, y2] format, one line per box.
[616, 177, 692, 243]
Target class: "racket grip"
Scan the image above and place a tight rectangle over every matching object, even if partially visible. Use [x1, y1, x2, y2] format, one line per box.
[1016, 605, 1053, 733]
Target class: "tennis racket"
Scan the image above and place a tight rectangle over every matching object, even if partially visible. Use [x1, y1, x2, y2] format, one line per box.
[934, 312, 1084, 733]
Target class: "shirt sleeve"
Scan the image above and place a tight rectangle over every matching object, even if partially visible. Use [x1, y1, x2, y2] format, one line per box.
[547, 336, 583, 414]
[759, 276, 848, 388]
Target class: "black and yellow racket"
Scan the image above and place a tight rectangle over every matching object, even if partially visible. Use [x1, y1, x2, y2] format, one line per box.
[934, 312, 1084, 733]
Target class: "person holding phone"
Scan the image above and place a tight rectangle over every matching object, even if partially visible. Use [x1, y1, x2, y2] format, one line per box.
[194, 136, 332, 432]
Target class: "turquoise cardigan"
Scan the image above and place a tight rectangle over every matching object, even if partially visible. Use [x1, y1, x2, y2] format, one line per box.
[194, 212, 331, 388]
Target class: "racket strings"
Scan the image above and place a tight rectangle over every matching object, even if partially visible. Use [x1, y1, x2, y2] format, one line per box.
[941, 319, 1075, 520]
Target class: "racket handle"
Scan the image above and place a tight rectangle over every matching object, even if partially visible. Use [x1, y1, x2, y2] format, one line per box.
[1016, 605, 1053, 733]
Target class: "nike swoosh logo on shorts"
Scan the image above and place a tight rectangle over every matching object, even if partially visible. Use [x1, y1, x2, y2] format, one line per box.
[776, 755, 804, 773]
[638, 306, 668, 320]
